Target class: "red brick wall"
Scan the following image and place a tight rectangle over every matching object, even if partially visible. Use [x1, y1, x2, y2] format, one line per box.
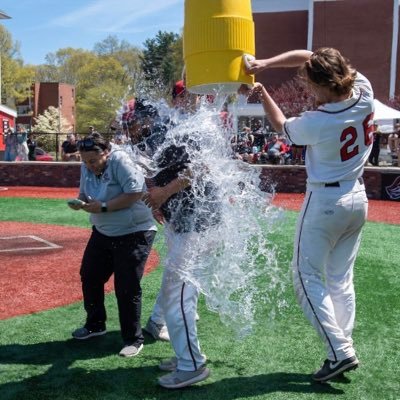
[0, 162, 81, 188]
[253, 11, 308, 88]
[36, 83, 76, 131]
[252, 0, 396, 99]
[259, 165, 386, 200]
[0, 162, 397, 200]
[313, 0, 393, 100]
[16, 83, 76, 133]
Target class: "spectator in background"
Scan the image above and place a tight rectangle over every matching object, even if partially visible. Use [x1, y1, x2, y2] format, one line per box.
[233, 126, 254, 161]
[251, 119, 266, 152]
[3, 127, 18, 161]
[264, 133, 290, 164]
[16, 125, 29, 161]
[397, 143, 400, 167]
[291, 143, 304, 164]
[219, 102, 233, 134]
[368, 125, 381, 166]
[27, 133, 37, 161]
[61, 133, 80, 161]
[388, 124, 399, 154]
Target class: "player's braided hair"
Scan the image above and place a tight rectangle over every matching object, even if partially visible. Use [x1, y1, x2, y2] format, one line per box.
[299, 47, 356, 96]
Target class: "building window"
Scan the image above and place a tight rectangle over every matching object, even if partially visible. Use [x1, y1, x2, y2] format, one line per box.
[17, 105, 32, 115]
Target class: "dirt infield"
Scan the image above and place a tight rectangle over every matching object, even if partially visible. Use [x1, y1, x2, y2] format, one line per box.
[0, 186, 398, 321]
[0, 221, 159, 320]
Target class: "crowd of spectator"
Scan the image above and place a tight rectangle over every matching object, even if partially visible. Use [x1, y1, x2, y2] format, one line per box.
[231, 120, 305, 165]
[365, 123, 400, 167]
[4, 115, 400, 167]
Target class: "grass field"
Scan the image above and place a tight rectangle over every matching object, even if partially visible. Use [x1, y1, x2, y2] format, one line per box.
[0, 197, 399, 400]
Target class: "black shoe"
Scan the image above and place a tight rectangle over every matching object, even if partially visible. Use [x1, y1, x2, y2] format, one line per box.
[312, 356, 359, 382]
[72, 326, 107, 340]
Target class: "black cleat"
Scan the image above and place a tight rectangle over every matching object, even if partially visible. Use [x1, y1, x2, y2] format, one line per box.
[72, 326, 106, 340]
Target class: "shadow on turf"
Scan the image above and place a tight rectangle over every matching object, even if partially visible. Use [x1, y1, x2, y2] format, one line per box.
[0, 331, 346, 399]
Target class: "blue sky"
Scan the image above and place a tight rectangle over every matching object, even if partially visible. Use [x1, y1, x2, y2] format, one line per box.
[0, 0, 184, 65]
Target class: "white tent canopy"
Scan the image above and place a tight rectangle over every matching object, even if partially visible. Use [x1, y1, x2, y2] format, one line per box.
[229, 99, 400, 132]
[374, 99, 400, 122]
[231, 99, 400, 119]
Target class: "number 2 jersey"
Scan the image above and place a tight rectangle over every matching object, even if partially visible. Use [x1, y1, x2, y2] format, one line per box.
[283, 73, 374, 184]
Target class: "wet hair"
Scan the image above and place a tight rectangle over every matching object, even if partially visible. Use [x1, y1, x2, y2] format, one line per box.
[77, 132, 111, 153]
[299, 47, 356, 96]
[134, 99, 158, 119]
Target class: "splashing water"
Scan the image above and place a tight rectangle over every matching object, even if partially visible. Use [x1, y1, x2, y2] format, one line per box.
[124, 93, 288, 338]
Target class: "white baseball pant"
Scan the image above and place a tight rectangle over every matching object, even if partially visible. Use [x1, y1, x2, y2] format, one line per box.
[156, 226, 208, 371]
[293, 178, 368, 361]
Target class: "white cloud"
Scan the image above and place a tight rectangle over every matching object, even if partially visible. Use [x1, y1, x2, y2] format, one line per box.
[52, 0, 183, 32]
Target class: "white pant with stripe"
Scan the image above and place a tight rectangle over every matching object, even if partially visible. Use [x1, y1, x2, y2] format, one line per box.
[152, 226, 208, 371]
[293, 179, 368, 361]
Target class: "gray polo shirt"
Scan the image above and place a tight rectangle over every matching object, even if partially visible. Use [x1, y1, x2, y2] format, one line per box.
[79, 149, 157, 236]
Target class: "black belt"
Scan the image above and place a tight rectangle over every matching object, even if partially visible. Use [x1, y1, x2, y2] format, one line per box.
[324, 177, 364, 187]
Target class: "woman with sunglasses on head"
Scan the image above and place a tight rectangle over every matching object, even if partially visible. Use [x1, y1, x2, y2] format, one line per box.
[67, 133, 157, 357]
[245, 48, 374, 382]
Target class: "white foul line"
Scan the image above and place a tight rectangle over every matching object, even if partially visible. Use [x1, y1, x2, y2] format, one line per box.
[0, 235, 62, 252]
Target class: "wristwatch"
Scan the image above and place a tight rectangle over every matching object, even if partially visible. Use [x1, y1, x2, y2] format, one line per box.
[101, 202, 108, 212]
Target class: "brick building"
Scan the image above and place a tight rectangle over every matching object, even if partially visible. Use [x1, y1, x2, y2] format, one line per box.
[252, 0, 399, 101]
[0, 104, 16, 155]
[16, 82, 76, 132]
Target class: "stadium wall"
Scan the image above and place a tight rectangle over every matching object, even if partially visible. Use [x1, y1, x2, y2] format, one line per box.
[0, 162, 399, 201]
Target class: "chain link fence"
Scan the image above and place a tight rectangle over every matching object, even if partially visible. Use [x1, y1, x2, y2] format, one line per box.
[31, 131, 115, 161]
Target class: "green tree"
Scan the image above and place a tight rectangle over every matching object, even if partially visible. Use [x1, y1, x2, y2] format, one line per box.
[141, 31, 182, 88]
[169, 34, 184, 83]
[76, 80, 132, 133]
[36, 43, 140, 132]
[0, 25, 35, 105]
[93, 35, 132, 56]
[75, 56, 127, 98]
[93, 35, 142, 86]
[35, 48, 96, 85]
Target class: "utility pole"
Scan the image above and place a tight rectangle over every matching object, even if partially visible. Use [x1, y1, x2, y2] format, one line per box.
[56, 94, 62, 161]
[0, 10, 12, 105]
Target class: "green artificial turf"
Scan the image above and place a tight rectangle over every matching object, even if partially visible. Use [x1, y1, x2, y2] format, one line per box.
[0, 197, 399, 399]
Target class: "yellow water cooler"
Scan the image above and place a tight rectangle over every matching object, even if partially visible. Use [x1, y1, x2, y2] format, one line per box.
[184, 0, 255, 95]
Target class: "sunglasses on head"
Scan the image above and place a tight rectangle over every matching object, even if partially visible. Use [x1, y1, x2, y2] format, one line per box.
[77, 138, 95, 151]
[77, 138, 101, 151]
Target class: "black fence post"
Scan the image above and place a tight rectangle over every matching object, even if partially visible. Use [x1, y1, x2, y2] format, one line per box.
[56, 132, 59, 161]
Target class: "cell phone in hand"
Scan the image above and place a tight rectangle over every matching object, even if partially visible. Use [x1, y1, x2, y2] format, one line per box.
[67, 198, 86, 207]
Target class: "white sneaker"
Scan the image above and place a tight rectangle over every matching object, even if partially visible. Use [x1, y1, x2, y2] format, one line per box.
[119, 343, 143, 357]
[143, 318, 170, 341]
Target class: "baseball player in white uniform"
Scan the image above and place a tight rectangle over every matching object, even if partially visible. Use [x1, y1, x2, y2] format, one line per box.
[245, 48, 374, 382]
[142, 82, 217, 389]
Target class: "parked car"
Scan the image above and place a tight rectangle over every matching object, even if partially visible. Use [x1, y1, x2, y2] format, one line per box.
[34, 147, 54, 161]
